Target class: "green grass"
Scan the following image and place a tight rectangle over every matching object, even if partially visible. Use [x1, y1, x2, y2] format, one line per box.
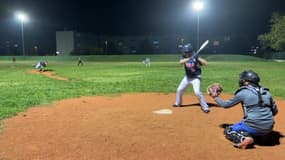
[0, 54, 284, 120]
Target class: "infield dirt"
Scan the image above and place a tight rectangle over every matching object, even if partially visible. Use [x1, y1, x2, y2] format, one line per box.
[0, 93, 284, 160]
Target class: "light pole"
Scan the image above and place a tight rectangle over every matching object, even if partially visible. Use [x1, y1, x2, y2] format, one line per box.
[16, 12, 28, 56]
[192, 1, 204, 50]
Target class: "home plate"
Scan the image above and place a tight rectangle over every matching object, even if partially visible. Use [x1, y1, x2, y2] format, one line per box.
[152, 109, 173, 115]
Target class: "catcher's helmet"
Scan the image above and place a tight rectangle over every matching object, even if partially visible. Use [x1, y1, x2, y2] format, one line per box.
[181, 43, 193, 53]
[239, 70, 260, 86]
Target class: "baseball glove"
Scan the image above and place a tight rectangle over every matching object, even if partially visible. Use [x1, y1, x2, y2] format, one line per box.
[207, 83, 223, 97]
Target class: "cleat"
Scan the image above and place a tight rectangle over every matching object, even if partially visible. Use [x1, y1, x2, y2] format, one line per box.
[202, 109, 210, 113]
[234, 137, 254, 149]
[172, 104, 181, 107]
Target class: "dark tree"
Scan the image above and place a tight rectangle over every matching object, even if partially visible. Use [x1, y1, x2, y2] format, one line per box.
[258, 13, 285, 51]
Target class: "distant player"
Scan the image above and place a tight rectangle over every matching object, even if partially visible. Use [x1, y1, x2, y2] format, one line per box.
[12, 56, 16, 63]
[173, 43, 210, 113]
[142, 57, 151, 67]
[33, 61, 48, 72]
[77, 56, 84, 66]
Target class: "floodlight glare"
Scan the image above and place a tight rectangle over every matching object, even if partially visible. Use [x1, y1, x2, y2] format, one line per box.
[192, 1, 204, 11]
[15, 11, 29, 56]
[16, 12, 28, 23]
[191, 1, 204, 49]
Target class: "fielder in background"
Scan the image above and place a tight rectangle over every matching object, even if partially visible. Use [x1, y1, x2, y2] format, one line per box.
[77, 56, 84, 66]
[173, 43, 210, 113]
[142, 57, 151, 67]
[33, 61, 48, 72]
[12, 56, 16, 63]
[208, 70, 278, 149]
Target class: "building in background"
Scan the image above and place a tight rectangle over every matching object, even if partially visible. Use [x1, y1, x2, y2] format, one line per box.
[0, 32, 259, 56]
[56, 31, 192, 55]
[56, 31, 257, 56]
[56, 31, 75, 56]
[0, 31, 254, 56]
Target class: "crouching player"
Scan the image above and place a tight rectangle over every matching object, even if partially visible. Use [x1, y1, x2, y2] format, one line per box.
[209, 70, 278, 148]
[33, 61, 48, 72]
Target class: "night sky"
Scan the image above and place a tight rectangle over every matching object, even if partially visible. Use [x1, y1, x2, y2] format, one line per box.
[1, 0, 285, 52]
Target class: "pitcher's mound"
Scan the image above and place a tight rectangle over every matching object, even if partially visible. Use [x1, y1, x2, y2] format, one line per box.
[29, 70, 68, 81]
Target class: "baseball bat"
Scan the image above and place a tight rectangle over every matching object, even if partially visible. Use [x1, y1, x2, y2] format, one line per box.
[191, 40, 209, 58]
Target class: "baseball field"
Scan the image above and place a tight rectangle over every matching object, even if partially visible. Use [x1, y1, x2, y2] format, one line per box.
[0, 54, 284, 159]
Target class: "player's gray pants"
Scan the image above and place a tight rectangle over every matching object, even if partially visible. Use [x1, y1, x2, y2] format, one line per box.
[175, 76, 209, 110]
[35, 62, 41, 69]
[35, 63, 43, 71]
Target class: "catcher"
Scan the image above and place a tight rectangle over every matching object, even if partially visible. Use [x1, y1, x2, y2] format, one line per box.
[207, 70, 278, 149]
[173, 43, 210, 113]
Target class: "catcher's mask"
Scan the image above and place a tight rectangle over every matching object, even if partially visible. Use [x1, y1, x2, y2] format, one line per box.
[239, 70, 260, 87]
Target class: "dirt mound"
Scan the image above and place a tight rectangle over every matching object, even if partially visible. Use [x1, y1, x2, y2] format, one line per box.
[0, 93, 284, 160]
[29, 70, 68, 81]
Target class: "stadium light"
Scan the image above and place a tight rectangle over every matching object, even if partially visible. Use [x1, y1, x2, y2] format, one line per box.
[192, 1, 204, 49]
[15, 12, 29, 56]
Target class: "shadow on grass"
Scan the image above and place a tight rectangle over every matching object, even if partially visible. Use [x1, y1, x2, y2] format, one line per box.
[42, 69, 54, 72]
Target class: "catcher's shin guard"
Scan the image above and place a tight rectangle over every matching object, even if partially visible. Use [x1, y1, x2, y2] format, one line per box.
[224, 127, 252, 144]
[224, 127, 234, 141]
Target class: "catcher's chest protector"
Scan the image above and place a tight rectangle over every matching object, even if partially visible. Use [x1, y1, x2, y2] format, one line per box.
[235, 86, 271, 107]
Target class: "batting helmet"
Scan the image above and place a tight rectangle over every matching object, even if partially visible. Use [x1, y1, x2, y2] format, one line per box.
[181, 43, 194, 53]
[239, 70, 260, 86]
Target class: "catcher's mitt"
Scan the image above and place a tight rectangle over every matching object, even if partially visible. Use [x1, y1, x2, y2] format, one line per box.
[207, 83, 223, 97]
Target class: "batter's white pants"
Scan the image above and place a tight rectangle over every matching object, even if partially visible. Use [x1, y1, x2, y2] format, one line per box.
[175, 76, 209, 110]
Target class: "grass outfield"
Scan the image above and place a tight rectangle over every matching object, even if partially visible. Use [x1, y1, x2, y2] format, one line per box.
[0, 54, 284, 120]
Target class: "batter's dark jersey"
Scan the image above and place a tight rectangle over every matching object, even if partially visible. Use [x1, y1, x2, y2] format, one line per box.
[182, 55, 202, 78]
